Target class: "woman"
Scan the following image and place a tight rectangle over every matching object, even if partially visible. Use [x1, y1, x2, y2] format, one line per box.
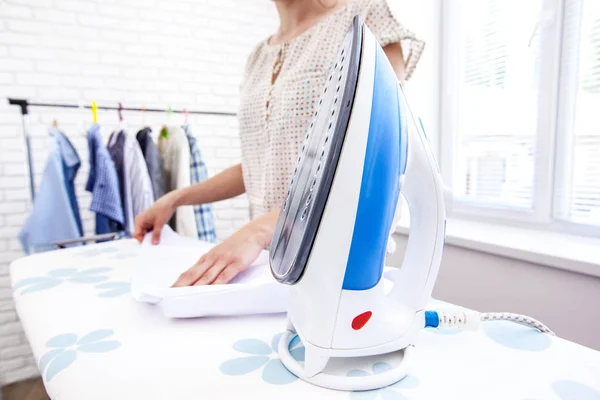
[133, 0, 424, 286]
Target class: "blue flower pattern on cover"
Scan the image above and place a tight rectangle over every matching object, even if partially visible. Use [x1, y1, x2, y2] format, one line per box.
[39, 329, 121, 382]
[13, 267, 130, 298]
[483, 320, 552, 351]
[74, 246, 139, 259]
[553, 380, 600, 400]
[220, 334, 421, 398]
[95, 281, 131, 297]
[73, 247, 120, 257]
[13, 267, 112, 294]
[220, 333, 305, 385]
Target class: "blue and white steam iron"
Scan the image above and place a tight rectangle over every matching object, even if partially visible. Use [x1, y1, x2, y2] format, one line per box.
[269, 16, 446, 391]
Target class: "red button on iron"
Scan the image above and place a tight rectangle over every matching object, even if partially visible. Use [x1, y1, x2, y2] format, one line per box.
[352, 311, 372, 330]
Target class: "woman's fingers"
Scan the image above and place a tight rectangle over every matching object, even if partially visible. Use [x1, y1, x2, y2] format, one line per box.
[151, 224, 163, 245]
[213, 263, 242, 285]
[172, 253, 233, 287]
[133, 217, 148, 243]
[193, 259, 229, 286]
[170, 224, 264, 287]
[172, 255, 210, 287]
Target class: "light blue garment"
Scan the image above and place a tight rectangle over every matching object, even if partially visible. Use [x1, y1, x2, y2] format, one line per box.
[19, 129, 83, 254]
[53, 129, 83, 236]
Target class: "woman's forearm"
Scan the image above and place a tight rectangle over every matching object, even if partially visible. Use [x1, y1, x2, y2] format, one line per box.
[249, 208, 280, 247]
[383, 43, 407, 82]
[172, 163, 246, 207]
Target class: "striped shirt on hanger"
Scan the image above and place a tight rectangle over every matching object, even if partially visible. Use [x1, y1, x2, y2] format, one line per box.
[109, 130, 154, 234]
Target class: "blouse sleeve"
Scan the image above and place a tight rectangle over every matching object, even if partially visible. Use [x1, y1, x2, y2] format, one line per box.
[240, 41, 264, 91]
[363, 0, 425, 80]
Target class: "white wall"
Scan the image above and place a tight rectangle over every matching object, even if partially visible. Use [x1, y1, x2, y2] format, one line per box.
[0, 0, 278, 386]
[389, 233, 600, 350]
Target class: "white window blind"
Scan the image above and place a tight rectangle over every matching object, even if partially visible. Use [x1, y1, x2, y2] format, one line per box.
[444, 0, 600, 233]
[453, 0, 542, 210]
[452, 0, 541, 209]
[556, 0, 600, 226]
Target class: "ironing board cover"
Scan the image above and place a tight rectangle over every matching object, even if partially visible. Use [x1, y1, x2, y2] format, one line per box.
[10, 239, 600, 400]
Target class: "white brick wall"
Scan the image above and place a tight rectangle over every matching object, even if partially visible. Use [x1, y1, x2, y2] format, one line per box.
[0, 0, 278, 386]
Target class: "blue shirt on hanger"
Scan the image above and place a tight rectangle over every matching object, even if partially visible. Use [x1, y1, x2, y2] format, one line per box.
[86, 124, 125, 235]
[19, 127, 83, 254]
[184, 125, 216, 243]
[56, 130, 84, 237]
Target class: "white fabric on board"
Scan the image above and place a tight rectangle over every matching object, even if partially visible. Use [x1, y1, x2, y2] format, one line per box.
[131, 226, 287, 318]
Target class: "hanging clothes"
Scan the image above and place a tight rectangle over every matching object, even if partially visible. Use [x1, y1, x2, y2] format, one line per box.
[158, 126, 197, 238]
[136, 128, 166, 200]
[107, 130, 126, 209]
[184, 125, 216, 242]
[19, 127, 83, 253]
[108, 130, 154, 234]
[86, 124, 125, 235]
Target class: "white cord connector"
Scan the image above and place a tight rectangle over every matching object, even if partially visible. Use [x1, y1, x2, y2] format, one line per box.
[425, 309, 555, 336]
[430, 308, 481, 331]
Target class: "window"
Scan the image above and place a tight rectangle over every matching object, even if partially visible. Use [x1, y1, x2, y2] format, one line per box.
[555, 0, 600, 226]
[441, 0, 600, 234]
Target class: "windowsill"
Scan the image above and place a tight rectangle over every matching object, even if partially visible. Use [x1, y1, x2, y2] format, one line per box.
[395, 219, 600, 278]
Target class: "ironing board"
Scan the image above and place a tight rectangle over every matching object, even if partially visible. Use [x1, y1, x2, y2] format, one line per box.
[10, 239, 600, 400]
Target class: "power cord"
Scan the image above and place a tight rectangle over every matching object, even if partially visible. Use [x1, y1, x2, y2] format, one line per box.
[425, 309, 555, 336]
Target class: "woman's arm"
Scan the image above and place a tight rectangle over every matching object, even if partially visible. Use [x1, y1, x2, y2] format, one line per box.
[133, 163, 245, 244]
[383, 43, 407, 81]
[172, 163, 245, 207]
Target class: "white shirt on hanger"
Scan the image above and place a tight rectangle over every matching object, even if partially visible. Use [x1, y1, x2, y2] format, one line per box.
[110, 130, 154, 234]
[125, 131, 154, 232]
[158, 126, 198, 238]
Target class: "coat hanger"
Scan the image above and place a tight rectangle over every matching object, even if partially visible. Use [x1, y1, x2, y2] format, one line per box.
[49, 118, 58, 137]
[92, 101, 98, 124]
[80, 101, 98, 137]
[160, 105, 172, 138]
[117, 102, 128, 133]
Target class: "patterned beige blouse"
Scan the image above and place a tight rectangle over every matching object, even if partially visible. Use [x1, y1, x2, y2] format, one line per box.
[238, 0, 425, 219]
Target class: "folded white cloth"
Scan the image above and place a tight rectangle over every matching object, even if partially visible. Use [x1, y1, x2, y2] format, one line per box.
[131, 226, 289, 318]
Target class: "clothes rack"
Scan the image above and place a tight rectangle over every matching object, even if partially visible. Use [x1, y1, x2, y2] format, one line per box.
[7, 97, 236, 247]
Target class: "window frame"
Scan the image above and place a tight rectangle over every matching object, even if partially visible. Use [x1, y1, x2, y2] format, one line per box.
[438, 0, 600, 238]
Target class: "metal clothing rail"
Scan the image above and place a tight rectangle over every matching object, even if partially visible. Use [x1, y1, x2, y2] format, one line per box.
[7, 98, 237, 117]
[7, 97, 237, 201]
[6, 97, 236, 248]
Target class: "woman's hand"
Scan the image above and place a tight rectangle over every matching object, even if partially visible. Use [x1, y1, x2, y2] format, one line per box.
[134, 164, 246, 245]
[172, 209, 279, 286]
[133, 191, 179, 244]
